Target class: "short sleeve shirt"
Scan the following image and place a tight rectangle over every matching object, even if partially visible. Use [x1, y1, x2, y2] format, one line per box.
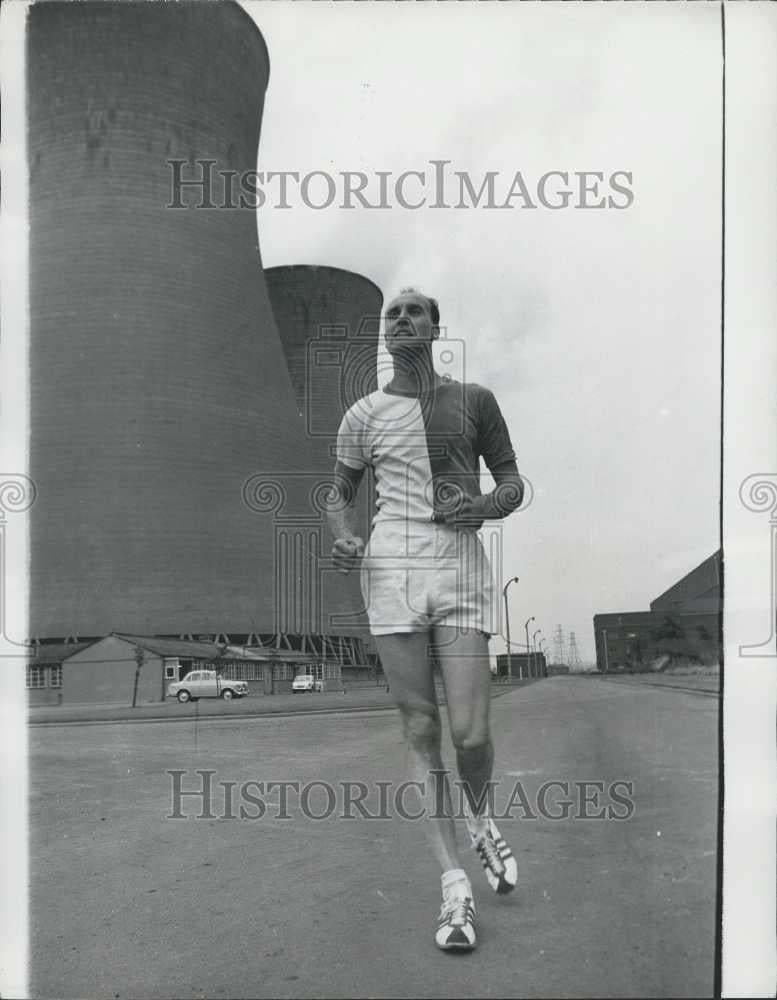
[336, 379, 516, 528]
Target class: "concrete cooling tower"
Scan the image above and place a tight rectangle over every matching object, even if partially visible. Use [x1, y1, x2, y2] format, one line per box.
[265, 266, 383, 638]
[265, 266, 383, 432]
[27, 1, 346, 641]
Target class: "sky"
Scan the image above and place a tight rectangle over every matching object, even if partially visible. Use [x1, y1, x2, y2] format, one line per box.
[243, 2, 724, 663]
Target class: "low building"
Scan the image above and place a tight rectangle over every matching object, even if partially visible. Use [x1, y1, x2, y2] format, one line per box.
[495, 652, 547, 679]
[27, 633, 351, 706]
[593, 551, 721, 672]
[25, 641, 93, 706]
[50, 634, 254, 706]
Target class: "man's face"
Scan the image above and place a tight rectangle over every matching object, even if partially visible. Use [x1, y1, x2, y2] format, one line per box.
[384, 292, 436, 354]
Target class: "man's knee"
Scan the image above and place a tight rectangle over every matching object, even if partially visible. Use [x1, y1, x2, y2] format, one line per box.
[400, 706, 441, 751]
[450, 724, 491, 752]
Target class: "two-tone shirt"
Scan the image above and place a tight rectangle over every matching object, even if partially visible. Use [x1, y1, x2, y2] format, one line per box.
[336, 378, 516, 530]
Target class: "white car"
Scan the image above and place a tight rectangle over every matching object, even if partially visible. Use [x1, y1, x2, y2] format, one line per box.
[292, 674, 323, 693]
[167, 669, 248, 703]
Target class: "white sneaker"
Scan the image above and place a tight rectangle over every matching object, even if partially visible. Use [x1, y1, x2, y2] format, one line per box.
[435, 893, 477, 951]
[470, 817, 518, 895]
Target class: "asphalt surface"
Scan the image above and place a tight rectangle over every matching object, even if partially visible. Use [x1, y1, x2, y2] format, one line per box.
[597, 673, 720, 697]
[28, 676, 718, 999]
[27, 679, 531, 727]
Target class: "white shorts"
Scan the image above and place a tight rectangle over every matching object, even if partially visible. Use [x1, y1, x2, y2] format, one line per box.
[359, 519, 496, 636]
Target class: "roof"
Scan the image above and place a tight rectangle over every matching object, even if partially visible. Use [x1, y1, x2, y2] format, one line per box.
[26, 642, 92, 664]
[650, 550, 721, 611]
[594, 608, 719, 628]
[114, 635, 318, 663]
[112, 633, 224, 659]
[221, 644, 313, 663]
[27, 634, 332, 664]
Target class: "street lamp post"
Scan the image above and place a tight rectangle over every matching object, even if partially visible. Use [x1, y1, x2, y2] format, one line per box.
[539, 638, 547, 676]
[533, 629, 542, 678]
[524, 616, 534, 681]
[502, 576, 519, 682]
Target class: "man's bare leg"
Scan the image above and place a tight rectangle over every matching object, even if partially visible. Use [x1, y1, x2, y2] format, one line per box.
[431, 626, 494, 815]
[433, 625, 518, 895]
[374, 629, 477, 950]
[373, 631, 461, 872]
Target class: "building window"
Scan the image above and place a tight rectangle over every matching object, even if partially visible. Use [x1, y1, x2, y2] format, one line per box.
[164, 657, 181, 679]
[49, 665, 62, 688]
[322, 661, 340, 680]
[26, 666, 46, 689]
[223, 662, 264, 681]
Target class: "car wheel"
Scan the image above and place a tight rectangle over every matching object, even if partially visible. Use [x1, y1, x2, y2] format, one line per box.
[177, 690, 191, 703]
[221, 689, 234, 701]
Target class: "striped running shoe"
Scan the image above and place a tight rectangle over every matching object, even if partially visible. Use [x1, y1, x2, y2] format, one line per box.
[470, 817, 517, 895]
[435, 894, 477, 951]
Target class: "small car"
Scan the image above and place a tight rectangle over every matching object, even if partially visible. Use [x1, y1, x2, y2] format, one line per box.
[167, 669, 249, 703]
[292, 674, 323, 693]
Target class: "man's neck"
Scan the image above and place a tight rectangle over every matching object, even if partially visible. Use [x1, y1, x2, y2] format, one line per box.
[388, 356, 441, 395]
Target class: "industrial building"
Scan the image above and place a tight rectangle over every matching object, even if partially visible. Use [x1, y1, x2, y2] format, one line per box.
[495, 652, 547, 679]
[593, 551, 721, 672]
[26, 2, 381, 669]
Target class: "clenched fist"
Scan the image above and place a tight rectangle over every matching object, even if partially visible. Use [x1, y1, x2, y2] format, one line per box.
[332, 536, 365, 574]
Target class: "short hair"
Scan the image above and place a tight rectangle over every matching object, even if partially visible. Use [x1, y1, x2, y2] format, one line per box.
[397, 287, 440, 328]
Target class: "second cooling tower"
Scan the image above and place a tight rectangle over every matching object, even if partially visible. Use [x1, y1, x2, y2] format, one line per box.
[265, 265, 383, 435]
[266, 266, 383, 638]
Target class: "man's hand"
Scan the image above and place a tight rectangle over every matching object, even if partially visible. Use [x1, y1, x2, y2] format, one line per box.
[332, 536, 365, 574]
[433, 493, 486, 529]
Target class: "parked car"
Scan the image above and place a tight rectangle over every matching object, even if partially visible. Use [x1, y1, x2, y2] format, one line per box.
[167, 670, 248, 703]
[292, 674, 323, 693]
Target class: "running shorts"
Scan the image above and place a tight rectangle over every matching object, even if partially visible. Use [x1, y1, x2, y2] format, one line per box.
[359, 519, 496, 636]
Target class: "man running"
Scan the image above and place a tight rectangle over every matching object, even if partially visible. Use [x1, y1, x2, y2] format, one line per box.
[327, 288, 524, 951]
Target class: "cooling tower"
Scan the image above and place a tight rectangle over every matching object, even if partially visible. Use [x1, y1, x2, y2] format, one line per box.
[265, 266, 384, 637]
[27, 1, 329, 639]
[265, 266, 383, 430]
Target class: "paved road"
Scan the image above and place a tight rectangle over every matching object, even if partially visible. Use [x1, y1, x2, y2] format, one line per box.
[29, 677, 718, 998]
[28, 679, 530, 727]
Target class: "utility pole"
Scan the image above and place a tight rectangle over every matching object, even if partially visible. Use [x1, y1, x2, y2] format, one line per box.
[132, 645, 144, 708]
[533, 629, 542, 678]
[524, 616, 534, 681]
[502, 576, 519, 681]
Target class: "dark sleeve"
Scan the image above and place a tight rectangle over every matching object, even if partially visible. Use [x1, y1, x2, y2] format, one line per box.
[476, 387, 516, 471]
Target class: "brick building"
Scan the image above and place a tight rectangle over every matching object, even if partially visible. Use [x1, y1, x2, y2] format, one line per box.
[593, 551, 721, 672]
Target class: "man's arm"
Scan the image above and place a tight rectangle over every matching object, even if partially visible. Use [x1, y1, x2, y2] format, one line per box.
[474, 459, 524, 520]
[433, 462, 523, 528]
[473, 386, 523, 520]
[327, 461, 366, 573]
